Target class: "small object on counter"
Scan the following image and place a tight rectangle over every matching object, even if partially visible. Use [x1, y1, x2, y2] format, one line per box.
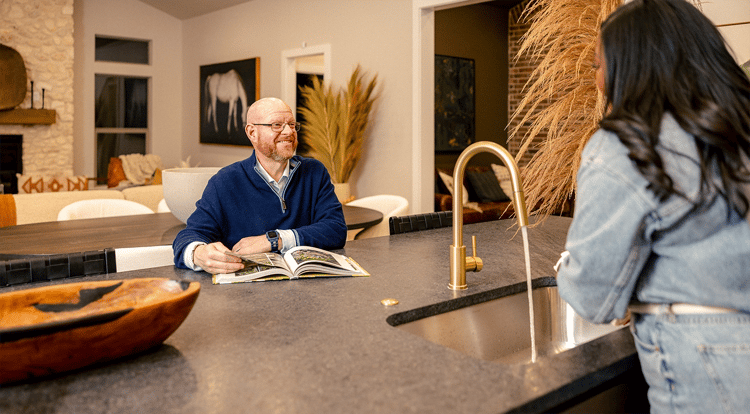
[0, 278, 200, 385]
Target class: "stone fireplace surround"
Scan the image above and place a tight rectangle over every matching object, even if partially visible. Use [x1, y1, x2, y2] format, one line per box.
[0, 0, 75, 180]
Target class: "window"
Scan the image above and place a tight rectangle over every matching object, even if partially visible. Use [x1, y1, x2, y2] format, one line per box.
[95, 36, 149, 64]
[94, 75, 148, 183]
[94, 35, 150, 184]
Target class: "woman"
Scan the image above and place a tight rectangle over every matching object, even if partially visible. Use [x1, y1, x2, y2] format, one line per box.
[555, 0, 750, 412]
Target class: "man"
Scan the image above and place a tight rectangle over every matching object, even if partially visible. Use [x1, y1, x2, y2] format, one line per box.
[173, 97, 347, 274]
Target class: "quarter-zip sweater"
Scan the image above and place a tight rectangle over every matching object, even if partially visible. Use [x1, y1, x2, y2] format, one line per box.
[173, 153, 347, 269]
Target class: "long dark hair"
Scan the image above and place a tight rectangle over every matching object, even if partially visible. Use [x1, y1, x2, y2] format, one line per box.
[598, 0, 750, 216]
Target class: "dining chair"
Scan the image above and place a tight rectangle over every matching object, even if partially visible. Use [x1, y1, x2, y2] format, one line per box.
[0, 245, 175, 287]
[57, 199, 155, 221]
[346, 195, 409, 239]
[389, 211, 453, 235]
[114, 245, 174, 272]
[157, 198, 171, 212]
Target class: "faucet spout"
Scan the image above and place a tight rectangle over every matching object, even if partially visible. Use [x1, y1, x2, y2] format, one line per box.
[449, 141, 528, 290]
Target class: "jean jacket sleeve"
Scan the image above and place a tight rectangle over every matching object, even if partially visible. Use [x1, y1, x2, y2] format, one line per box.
[556, 132, 658, 324]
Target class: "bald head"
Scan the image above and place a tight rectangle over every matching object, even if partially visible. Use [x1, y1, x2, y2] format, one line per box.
[246, 97, 292, 125]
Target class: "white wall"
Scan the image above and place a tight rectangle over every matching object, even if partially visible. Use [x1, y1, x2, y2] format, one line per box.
[701, 0, 750, 65]
[73, 0, 183, 177]
[181, 0, 413, 203]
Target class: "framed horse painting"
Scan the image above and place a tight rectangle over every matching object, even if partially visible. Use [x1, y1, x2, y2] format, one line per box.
[199, 57, 260, 146]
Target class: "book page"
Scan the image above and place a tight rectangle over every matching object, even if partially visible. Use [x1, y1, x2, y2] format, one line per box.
[225, 251, 292, 274]
[213, 248, 368, 283]
[224, 251, 278, 267]
[283, 246, 355, 275]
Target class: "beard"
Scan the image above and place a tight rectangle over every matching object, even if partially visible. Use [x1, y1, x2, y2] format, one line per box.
[256, 137, 297, 162]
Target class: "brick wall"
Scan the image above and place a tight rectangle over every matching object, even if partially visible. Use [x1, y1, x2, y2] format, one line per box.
[0, 0, 75, 176]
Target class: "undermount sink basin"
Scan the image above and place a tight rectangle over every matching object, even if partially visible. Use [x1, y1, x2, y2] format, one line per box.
[388, 281, 624, 364]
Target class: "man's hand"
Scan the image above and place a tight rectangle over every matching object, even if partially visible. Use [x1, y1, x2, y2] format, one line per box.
[231, 235, 277, 255]
[193, 242, 244, 275]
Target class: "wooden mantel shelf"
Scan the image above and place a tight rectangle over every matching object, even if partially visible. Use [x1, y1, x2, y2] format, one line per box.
[0, 108, 57, 125]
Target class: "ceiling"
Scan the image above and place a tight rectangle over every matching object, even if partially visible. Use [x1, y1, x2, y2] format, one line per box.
[137, 0, 252, 20]
[139, 0, 526, 20]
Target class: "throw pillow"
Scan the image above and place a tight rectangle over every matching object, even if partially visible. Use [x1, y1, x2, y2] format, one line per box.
[65, 175, 89, 191]
[16, 174, 46, 193]
[16, 174, 91, 193]
[108, 157, 127, 188]
[466, 170, 510, 203]
[437, 170, 469, 206]
[491, 164, 514, 197]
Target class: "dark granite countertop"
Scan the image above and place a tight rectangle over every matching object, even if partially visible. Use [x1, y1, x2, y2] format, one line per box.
[0, 216, 639, 413]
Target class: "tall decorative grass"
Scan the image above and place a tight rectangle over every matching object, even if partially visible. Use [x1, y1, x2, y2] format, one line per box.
[298, 65, 378, 184]
[509, 0, 621, 224]
[510, 0, 705, 224]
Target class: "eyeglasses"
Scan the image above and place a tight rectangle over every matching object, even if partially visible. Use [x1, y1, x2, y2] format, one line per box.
[251, 122, 301, 132]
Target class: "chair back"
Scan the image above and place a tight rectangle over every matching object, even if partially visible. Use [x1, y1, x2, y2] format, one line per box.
[115, 245, 174, 272]
[57, 199, 155, 221]
[390, 211, 453, 235]
[157, 198, 171, 212]
[347, 195, 409, 239]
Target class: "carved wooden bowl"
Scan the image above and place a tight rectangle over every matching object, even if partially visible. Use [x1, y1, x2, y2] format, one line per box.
[0, 278, 200, 384]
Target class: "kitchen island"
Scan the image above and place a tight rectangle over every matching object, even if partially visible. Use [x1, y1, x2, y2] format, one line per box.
[0, 217, 645, 413]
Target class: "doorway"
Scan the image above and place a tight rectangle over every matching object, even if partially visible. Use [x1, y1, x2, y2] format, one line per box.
[411, 0, 523, 213]
[281, 45, 331, 156]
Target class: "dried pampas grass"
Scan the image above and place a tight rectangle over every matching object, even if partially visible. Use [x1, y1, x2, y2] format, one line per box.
[509, 0, 621, 224]
[298, 65, 378, 184]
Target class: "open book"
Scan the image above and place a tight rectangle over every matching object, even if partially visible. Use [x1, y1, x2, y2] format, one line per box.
[212, 246, 369, 284]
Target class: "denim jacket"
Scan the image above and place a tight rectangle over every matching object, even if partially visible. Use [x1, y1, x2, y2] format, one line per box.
[556, 114, 750, 323]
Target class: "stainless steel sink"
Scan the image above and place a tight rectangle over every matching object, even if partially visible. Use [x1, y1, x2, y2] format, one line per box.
[389, 283, 624, 364]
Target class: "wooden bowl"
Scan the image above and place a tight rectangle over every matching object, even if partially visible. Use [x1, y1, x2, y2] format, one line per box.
[0, 44, 27, 111]
[0, 278, 200, 384]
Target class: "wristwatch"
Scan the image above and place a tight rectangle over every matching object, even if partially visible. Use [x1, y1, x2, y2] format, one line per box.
[266, 230, 280, 252]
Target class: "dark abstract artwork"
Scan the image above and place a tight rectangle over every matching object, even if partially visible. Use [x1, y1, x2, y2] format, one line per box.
[435, 55, 475, 152]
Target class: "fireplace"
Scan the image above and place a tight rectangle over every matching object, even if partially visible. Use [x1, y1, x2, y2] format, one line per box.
[0, 135, 22, 194]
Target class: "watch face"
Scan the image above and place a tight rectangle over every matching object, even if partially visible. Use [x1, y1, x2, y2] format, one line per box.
[267, 231, 278, 238]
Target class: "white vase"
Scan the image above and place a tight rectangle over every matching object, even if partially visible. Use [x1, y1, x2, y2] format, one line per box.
[333, 182, 351, 203]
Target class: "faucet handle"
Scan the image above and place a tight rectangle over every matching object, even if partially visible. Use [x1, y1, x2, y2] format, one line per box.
[466, 235, 483, 272]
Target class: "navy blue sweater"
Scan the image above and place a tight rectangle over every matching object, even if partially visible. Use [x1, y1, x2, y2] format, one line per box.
[173, 153, 347, 269]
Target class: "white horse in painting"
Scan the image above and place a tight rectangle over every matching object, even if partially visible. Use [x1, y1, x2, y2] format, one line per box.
[205, 69, 248, 134]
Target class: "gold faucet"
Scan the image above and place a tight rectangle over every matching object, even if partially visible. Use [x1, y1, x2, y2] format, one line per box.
[449, 141, 529, 290]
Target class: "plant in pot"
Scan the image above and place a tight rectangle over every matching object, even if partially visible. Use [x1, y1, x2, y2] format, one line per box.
[297, 65, 378, 203]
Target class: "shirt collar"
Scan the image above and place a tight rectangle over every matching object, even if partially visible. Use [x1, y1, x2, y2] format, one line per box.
[256, 160, 291, 185]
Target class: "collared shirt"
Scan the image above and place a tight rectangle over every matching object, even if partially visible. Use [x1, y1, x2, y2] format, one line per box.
[253, 160, 297, 252]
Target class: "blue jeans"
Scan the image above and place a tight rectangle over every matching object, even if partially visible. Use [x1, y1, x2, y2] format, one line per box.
[630, 309, 750, 414]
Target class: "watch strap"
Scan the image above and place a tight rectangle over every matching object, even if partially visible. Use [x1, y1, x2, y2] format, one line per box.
[266, 231, 279, 252]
